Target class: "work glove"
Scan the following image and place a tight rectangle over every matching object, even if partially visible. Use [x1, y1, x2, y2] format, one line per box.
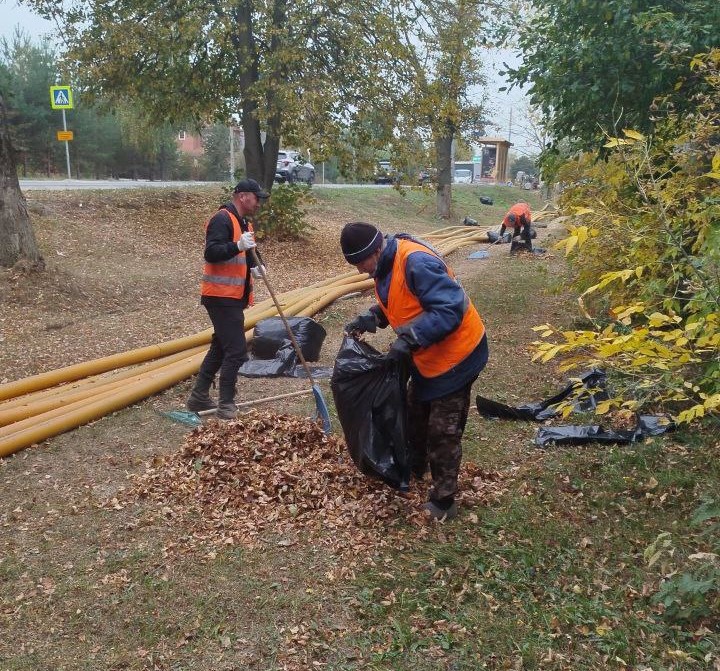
[345, 311, 379, 335]
[237, 231, 256, 251]
[251, 265, 266, 279]
[387, 336, 413, 363]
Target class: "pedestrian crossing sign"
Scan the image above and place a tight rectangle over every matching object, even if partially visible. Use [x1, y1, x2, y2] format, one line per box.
[50, 86, 74, 110]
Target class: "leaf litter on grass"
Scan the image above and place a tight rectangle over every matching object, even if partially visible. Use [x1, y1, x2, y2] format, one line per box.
[109, 410, 507, 566]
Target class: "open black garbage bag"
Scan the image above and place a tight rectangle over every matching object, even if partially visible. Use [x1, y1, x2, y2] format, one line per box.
[476, 369, 673, 447]
[331, 336, 410, 491]
[251, 317, 326, 361]
[477, 369, 609, 421]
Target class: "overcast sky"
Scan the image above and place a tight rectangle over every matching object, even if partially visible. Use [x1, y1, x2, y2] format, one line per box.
[1, 1, 55, 42]
[1, 2, 534, 154]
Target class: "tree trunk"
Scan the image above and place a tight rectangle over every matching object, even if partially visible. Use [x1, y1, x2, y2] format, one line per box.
[0, 94, 44, 269]
[234, 0, 286, 194]
[435, 132, 453, 220]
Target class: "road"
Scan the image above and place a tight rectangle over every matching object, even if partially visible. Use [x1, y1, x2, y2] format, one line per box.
[18, 179, 380, 191]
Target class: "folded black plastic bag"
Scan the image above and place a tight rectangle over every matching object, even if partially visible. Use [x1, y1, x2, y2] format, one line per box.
[239, 342, 333, 379]
[251, 317, 327, 361]
[476, 369, 673, 447]
[535, 415, 673, 448]
[331, 336, 410, 491]
[477, 369, 609, 421]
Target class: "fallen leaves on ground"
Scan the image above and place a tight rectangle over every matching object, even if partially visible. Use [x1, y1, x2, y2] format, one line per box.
[112, 410, 506, 561]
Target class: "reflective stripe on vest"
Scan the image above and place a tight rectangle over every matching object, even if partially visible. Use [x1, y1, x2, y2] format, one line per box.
[200, 211, 255, 304]
[376, 239, 485, 378]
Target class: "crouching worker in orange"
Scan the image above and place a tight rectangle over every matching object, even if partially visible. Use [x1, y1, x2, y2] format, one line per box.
[341, 222, 489, 520]
[499, 201, 533, 252]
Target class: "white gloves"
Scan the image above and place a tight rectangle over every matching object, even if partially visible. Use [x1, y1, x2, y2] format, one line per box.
[237, 231, 256, 251]
[251, 265, 266, 279]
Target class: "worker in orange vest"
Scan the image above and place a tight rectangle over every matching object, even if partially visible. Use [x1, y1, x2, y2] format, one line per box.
[341, 222, 489, 520]
[186, 179, 269, 419]
[499, 202, 533, 252]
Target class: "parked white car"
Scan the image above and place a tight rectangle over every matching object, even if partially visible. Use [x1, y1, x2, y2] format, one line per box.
[275, 150, 315, 184]
[454, 169, 472, 184]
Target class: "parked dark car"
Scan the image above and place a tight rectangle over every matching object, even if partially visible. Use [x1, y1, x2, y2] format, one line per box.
[373, 161, 400, 185]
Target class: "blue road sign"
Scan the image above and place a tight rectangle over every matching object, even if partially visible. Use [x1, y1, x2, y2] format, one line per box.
[50, 86, 74, 110]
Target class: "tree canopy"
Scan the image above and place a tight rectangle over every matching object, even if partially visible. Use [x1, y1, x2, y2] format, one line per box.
[26, 0, 406, 189]
[506, 0, 720, 155]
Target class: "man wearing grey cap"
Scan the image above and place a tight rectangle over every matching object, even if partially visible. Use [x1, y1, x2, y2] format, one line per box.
[340, 222, 489, 520]
[186, 179, 269, 419]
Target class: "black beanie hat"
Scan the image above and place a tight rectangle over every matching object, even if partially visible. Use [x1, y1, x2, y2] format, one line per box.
[340, 222, 382, 263]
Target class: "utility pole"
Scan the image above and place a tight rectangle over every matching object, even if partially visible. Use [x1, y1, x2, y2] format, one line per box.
[508, 108, 513, 141]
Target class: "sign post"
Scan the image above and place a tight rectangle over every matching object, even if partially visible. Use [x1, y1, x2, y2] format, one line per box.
[50, 86, 74, 179]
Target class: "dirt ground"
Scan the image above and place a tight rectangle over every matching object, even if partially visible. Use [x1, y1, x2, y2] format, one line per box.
[1, 185, 568, 670]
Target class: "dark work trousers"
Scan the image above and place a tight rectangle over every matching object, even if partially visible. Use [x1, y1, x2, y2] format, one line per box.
[514, 221, 532, 242]
[197, 302, 248, 399]
[406, 380, 474, 501]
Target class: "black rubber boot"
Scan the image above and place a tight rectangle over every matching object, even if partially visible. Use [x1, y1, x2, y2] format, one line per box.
[422, 497, 458, 521]
[186, 375, 216, 412]
[216, 378, 237, 420]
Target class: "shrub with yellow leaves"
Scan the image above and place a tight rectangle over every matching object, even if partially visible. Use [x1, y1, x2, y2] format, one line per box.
[535, 50, 720, 425]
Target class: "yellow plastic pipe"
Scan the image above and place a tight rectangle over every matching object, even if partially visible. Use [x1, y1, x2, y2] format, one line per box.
[0, 229, 488, 457]
[0, 353, 206, 458]
[0, 330, 213, 402]
[0, 345, 209, 427]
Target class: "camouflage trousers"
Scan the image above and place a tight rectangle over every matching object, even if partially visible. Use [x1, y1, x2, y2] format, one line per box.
[406, 381, 474, 500]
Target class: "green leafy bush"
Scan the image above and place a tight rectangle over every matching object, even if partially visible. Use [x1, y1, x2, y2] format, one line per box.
[533, 50, 720, 424]
[645, 498, 720, 624]
[254, 183, 316, 239]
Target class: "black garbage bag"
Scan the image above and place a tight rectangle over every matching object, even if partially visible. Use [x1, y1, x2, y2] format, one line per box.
[480, 196, 494, 205]
[331, 336, 410, 491]
[535, 415, 674, 448]
[477, 369, 609, 421]
[477, 369, 673, 447]
[238, 343, 297, 377]
[251, 317, 326, 361]
[239, 342, 334, 379]
[486, 229, 512, 244]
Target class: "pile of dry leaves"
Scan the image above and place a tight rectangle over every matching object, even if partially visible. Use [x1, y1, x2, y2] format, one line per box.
[116, 410, 506, 557]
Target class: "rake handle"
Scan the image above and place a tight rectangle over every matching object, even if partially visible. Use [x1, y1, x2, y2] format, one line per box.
[197, 388, 312, 416]
[248, 248, 317, 385]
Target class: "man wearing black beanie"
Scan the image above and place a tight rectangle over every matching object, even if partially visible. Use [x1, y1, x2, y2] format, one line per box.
[340, 221, 489, 520]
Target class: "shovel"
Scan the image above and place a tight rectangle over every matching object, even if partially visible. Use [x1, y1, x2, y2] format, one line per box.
[248, 248, 332, 434]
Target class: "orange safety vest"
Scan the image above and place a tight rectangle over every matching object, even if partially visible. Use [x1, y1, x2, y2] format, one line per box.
[375, 239, 485, 378]
[503, 202, 531, 228]
[200, 211, 254, 305]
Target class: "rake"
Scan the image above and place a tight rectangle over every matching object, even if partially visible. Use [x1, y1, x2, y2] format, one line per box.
[249, 249, 332, 434]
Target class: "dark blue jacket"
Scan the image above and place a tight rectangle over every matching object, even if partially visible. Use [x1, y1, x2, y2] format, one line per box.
[373, 235, 488, 401]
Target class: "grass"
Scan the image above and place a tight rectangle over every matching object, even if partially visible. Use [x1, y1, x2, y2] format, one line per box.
[1, 184, 717, 670]
[342, 434, 719, 669]
[312, 183, 535, 233]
